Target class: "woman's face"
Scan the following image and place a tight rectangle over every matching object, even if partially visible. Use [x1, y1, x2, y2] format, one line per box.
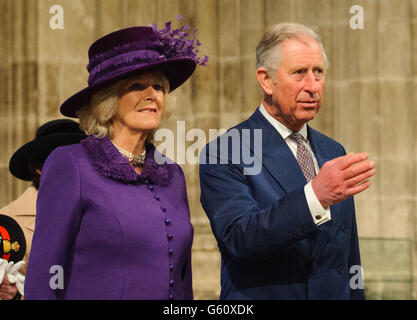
[113, 71, 166, 135]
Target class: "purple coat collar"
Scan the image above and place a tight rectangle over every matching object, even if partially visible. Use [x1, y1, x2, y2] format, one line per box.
[81, 135, 170, 185]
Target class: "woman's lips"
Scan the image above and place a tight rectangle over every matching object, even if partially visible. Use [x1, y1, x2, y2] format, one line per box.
[137, 107, 157, 113]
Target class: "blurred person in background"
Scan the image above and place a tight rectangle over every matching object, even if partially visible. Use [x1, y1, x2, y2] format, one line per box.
[0, 119, 86, 299]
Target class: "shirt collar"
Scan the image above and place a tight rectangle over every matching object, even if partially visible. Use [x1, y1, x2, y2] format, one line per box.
[259, 104, 308, 141]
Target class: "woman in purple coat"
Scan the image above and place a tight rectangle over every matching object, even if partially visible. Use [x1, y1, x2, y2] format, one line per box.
[24, 20, 208, 300]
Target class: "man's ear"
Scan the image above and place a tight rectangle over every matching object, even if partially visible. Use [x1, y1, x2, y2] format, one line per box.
[256, 67, 275, 96]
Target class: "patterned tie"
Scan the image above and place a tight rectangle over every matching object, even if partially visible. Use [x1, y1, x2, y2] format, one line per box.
[289, 133, 316, 182]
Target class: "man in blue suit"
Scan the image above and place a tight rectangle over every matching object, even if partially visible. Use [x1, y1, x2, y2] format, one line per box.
[199, 23, 376, 299]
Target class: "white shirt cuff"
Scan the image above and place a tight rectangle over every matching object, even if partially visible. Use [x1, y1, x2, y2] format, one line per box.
[304, 182, 331, 226]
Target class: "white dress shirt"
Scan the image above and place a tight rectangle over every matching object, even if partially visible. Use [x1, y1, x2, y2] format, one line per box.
[259, 104, 331, 226]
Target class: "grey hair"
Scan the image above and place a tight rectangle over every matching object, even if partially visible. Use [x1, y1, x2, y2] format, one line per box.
[256, 22, 329, 81]
[77, 72, 171, 141]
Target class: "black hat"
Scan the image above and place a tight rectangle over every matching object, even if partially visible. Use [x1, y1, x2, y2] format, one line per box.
[0, 215, 26, 262]
[9, 119, 87, 181]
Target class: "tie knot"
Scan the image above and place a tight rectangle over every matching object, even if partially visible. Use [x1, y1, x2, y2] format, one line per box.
[289, 133, 304, 144]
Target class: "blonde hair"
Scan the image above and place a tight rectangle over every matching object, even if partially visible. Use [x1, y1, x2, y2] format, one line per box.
[77, 72, 171, 141]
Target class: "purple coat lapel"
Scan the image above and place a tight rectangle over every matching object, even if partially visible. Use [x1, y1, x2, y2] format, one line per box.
[81, 136, 170, 185]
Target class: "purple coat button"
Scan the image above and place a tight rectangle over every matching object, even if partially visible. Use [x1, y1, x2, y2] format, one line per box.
[167, 234, 173, 240]
[165, 218, 171, 225]
[169, 280, 175, 287]
[168, 249, 173, 255]
[169, 264, 174, 271]
[161, 205, 167, 212]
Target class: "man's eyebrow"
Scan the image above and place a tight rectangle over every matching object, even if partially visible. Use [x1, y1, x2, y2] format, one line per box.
[288, 65, 308, 71]
[288, 64, 325, 71]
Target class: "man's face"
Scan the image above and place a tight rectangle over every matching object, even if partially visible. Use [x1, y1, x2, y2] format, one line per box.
[268, 37, 326, 132]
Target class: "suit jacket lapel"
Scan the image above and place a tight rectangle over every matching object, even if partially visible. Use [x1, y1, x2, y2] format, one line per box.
[247, 110, 344, 263]
[248, 109, 308, 193]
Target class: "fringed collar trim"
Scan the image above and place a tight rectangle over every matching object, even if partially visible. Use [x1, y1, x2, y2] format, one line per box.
[81, 135, 170, 185]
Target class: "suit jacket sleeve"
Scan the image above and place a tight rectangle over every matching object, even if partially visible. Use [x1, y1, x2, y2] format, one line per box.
[199, 146, 319, 260]
[25, 147, 83, 299]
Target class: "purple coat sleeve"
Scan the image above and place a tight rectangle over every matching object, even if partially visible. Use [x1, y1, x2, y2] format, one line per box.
[25, 147, 83, 299]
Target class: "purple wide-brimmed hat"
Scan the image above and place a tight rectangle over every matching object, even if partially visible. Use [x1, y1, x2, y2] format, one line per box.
[60, 19, 208, 118]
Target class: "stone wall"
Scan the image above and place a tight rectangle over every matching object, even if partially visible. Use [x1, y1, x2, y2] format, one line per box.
[1, 0, 416, 299]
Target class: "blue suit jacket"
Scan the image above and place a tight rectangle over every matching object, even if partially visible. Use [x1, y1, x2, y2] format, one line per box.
[199, 108, 365, 300]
